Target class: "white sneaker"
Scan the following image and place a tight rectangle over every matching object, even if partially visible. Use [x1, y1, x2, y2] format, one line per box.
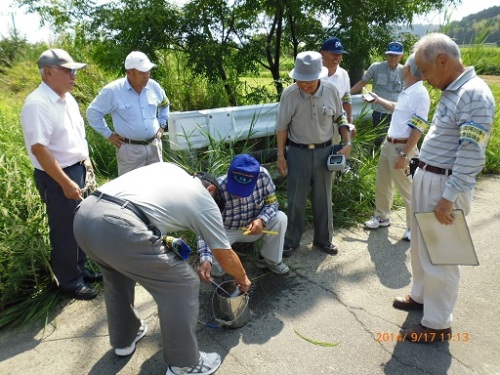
[114, 320, 148, 356]
[166, 351, 221, 375]
[403, 228, 411, 241]
[364, 216, 391, 229]
[256, 257, 290, 274]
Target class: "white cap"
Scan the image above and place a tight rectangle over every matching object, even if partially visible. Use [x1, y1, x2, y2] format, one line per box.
[124, 51, 156, 72]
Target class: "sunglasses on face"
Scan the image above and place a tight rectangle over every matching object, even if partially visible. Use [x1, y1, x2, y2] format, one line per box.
[50, 66, 77, 76]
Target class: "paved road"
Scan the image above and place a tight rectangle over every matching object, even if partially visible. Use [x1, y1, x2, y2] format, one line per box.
[1, 175, 499, 375]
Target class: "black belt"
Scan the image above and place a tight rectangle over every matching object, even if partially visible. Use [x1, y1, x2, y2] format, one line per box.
[121, 136, 156, 145]
[418, 161, 452, 176]
[91, 191, 151, 226]
[289, 140, 332, 150]
[386, 137, 408, 144]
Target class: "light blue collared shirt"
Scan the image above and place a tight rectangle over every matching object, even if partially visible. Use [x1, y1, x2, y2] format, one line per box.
[87, 77, 169, 141]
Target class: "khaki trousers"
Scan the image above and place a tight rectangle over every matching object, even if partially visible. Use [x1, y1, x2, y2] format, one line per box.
[117, 138, 163, 176]
[374, 140, 417, 228]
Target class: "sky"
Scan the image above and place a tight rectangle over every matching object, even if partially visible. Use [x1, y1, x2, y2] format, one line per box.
[0, 0, 498, 43]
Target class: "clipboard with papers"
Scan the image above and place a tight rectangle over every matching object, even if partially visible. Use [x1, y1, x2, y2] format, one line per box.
[414, 209, 479, 266]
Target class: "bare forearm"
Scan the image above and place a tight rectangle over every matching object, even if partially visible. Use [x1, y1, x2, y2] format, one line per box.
[343, 102, 353, 124]
[374, 96, 396, 113]
[350, 80, 366, 94]
[402, 128, 422, 154]
[32, 144, 82, 200]
[276, 130, 288, 159]
[212, 249, 248, 281]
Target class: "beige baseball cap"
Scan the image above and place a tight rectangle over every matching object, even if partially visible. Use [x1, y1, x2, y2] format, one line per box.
[37, 49, 87, 70]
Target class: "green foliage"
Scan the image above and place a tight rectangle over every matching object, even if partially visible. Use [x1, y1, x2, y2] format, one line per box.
[0, 107, 56, 328]
[87, 0, 183, 72]
[462, 45, 500, 76]
[443, 6, 500, 46]
[483, 78, 500, 174]
[16, 0, 459, 99]
[0, 35, 30, 69]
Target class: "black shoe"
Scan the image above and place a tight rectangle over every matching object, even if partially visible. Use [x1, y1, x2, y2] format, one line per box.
[313, 242, 338, 255]
[83, 269, 103, 283]
[282, 246, 297, 257]
[65, 282, 98, 300]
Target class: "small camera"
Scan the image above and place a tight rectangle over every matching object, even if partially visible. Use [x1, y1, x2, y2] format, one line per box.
[327, 154, 346, 172]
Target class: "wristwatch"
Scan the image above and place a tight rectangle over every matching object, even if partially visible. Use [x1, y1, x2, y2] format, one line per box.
[400, 151, 408, 158]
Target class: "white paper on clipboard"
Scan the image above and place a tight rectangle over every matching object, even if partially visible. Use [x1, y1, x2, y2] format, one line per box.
[414, 209, 479, 266]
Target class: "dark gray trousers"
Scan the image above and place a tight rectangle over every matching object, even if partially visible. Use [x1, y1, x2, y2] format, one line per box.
[284, 145, 334, 248]
[34, 163, 86, 290]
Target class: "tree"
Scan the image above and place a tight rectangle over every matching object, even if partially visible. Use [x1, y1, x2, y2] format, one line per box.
[308, 0, 463, 85]
[179, 0, 264, 105]
[15, 0, 462, 99]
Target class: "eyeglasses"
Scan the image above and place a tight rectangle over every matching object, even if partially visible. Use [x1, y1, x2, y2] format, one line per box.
[50, 66, 77, 77]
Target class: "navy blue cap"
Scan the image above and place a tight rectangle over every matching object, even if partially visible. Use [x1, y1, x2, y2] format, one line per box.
[385, 41, 403, 55]
[321, 37, 349, 54]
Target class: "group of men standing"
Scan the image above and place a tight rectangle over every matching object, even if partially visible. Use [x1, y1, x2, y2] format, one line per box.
[19, 30, 495, 374]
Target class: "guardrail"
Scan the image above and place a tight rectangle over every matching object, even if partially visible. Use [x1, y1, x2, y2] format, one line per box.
[168, 94, 372, 151]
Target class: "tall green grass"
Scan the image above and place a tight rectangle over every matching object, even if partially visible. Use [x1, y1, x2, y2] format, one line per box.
[0, 108, 62, 328]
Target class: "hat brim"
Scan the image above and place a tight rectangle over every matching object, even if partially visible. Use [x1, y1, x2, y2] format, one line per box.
[289, 66, 328, 81]
[324, 49, 349, 55]
[60, 62, 87, 70]
[226, 177, 257, 198]
[134, 62, 157, 72]
[385, 51, 403, 55]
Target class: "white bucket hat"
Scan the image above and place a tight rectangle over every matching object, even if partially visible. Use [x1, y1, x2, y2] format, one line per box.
[289, 51, 328, 81]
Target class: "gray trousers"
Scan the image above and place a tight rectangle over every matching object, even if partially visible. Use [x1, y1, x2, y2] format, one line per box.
[227, 210, 287, 263]
[73, 195, 200, 367]
[285, 145, 334, 248]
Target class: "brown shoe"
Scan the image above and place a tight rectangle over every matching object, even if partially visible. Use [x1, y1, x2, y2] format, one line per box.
[402, 324, 452, 344]
[393, 295, 423, 311]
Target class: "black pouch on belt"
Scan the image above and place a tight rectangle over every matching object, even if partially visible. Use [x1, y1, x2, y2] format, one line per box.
[408, 157, 420, 178]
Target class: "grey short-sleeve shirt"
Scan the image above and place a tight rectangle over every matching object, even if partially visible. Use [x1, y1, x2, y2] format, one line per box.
[99, 162, 231, 251]
[362, 61, 403, 113]
[275, 81, 344, 144]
